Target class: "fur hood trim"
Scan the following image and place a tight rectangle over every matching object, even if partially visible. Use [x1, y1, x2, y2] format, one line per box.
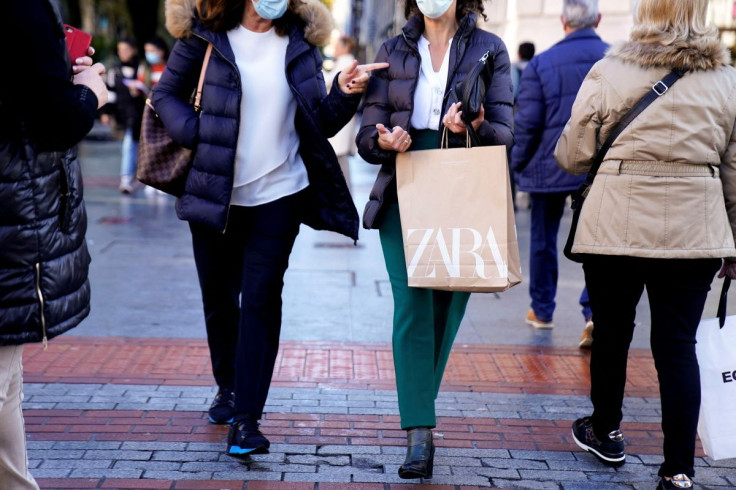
[165, 0, 333, 46]
[607, 38, 731, 71]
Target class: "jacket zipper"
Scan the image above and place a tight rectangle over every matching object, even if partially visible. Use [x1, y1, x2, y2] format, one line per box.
[34, 263, 48, 350]
[192, 33, 240, 234]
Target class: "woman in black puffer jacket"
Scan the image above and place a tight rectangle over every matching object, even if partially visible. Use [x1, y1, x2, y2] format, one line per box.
[154, 0, 384, 459]
[1, 1, 108, 487]
[356, 0, 513, 479]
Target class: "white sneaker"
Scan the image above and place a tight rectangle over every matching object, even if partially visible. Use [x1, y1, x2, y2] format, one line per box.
[119, 175, 134, 194]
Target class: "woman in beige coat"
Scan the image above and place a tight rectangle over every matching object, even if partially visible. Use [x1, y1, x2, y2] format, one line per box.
[555, 1, 736, 488]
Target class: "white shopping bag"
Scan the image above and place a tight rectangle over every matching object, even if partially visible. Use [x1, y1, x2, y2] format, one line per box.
[696, 277, 736, 460]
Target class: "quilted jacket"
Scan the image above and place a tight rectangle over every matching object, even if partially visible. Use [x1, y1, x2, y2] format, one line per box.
[356, 13, 514, 229]
[511, 29, 608, 193]
[0, 0, 97, 346]
[153, 0, 361, 239]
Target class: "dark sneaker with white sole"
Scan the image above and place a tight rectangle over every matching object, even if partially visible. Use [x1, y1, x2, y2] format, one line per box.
[227, 418, 270, 457]
[208, 388, 235, 424]
[656, 474, 693, 489]
[571, 416, 625, 466]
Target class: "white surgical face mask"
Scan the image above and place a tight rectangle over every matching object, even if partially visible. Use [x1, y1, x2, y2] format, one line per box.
[145, 52, 162, 65]
[252, 0, 288, 20]
[416, 0, 453, 19]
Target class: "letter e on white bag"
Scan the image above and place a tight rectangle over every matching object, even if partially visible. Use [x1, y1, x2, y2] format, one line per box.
[696, 276, 736, 460]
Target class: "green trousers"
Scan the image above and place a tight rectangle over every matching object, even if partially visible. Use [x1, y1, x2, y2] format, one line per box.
[379, 203, 471, 429]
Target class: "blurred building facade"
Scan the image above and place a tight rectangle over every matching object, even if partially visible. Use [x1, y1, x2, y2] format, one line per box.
[349, 0, 736, 64]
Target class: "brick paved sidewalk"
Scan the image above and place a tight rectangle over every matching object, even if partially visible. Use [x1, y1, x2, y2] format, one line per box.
[22, 338, 736, 489]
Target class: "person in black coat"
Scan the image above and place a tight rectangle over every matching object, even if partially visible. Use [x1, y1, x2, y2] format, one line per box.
[356, 0, 513, 479]
[153, 0, 385, 458]
[0, 1, 108, 487]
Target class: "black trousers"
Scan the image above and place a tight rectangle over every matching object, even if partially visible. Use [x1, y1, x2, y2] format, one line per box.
[583, 255, 720, 478]
[189, 192, 303, 419]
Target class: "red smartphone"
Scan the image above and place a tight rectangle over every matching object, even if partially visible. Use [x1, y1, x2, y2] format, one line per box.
[63, 24, 93, 63]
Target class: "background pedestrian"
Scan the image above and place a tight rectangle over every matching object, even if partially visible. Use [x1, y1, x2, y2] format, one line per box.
[511, 0, 606, 347]
[102, 37, 147, 194]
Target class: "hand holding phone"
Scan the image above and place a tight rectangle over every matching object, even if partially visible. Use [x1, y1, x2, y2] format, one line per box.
[64, 25, 93, 64]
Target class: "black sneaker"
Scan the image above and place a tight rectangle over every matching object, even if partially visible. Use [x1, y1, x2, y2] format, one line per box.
[656, 475, 693, 489]
[571, 416, 625, 466]
[227, 418, 270, 457]
[208, 388, 235, 424]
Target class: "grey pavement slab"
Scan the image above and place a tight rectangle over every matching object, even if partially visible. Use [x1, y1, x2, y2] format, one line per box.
[25, 383, 673, 424]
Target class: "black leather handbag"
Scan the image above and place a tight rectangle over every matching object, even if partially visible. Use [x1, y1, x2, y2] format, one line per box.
[446, 50, 493, 146]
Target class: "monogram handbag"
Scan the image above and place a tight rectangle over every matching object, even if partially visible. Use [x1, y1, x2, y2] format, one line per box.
[136, 43, 213, 197]
[563, 68, 685, 263]
[446, 50, 493, 146]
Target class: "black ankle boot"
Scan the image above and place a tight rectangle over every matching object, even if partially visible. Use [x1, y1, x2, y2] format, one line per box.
[398, 427, 434, 479]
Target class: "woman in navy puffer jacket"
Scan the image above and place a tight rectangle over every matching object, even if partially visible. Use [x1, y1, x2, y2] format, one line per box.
[357, 0, 513, 479]
[154, 0, 384, 458]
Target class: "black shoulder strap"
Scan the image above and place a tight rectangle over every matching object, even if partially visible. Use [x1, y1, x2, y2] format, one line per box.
[573, 69, 686, 206]
[718, 276, 731, 328]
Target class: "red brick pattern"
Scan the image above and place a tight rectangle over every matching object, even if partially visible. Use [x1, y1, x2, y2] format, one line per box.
[22, 337, 659, 396]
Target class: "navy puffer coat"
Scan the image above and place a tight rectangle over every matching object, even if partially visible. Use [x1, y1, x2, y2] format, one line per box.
[1, 0, 97, 346]
[510, 29, 608, 193]
[153, 0, 361, 240]
[357, 13, 514, 229]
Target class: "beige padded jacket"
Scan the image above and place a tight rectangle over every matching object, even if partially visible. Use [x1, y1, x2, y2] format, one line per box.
[555, 37, 736, 259]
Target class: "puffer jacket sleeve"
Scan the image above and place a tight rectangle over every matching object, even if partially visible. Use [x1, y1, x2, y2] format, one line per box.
[313, 48, 362, 138]
[720, 99, 736, 246]
[554, 64, 602, 176]
[356, 41, 396, 166]
[510, 59, 544, 172]
[7, 0, 98, 152]
[151, 37, 207, 149]
[474, 41, 514, 149]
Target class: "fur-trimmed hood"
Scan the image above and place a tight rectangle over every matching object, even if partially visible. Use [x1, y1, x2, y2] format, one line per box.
[607, 37, 731, 71]
[165, 0, 333, 46]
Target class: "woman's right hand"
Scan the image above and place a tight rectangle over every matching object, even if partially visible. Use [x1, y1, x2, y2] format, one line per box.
[376, 124, 412, 153]
[718, 260, 736, 280]
[73, 62, 108, 109]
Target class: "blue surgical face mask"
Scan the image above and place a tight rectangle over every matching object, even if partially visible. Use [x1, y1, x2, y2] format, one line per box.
[145, 52, 162, 65]
[252, 0, 288, 20]
[416, 0, 453, 19]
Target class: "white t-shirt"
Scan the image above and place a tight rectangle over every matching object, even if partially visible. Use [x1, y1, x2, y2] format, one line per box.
[226, 25, 309, 207]
[411, 36, 452, 131]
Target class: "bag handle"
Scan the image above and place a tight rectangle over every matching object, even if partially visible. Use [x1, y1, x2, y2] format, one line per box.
[571, 68, 686, 210]
[193, 43, 213, 112]
[441, 127, 471, 150]
[718, 276, 731, 328]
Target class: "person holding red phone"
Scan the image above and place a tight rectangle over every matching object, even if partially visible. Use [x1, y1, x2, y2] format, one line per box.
[0, 1, 108, 488]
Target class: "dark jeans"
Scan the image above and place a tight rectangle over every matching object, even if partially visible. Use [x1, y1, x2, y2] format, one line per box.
[583, 255, 720, 478]
[529, 192, 591, 321]
[189, 191, 303, 419]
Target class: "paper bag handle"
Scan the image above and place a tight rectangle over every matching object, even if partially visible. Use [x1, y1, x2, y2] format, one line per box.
[441, 127, 471, 150]
[718, 276, 731, 328]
